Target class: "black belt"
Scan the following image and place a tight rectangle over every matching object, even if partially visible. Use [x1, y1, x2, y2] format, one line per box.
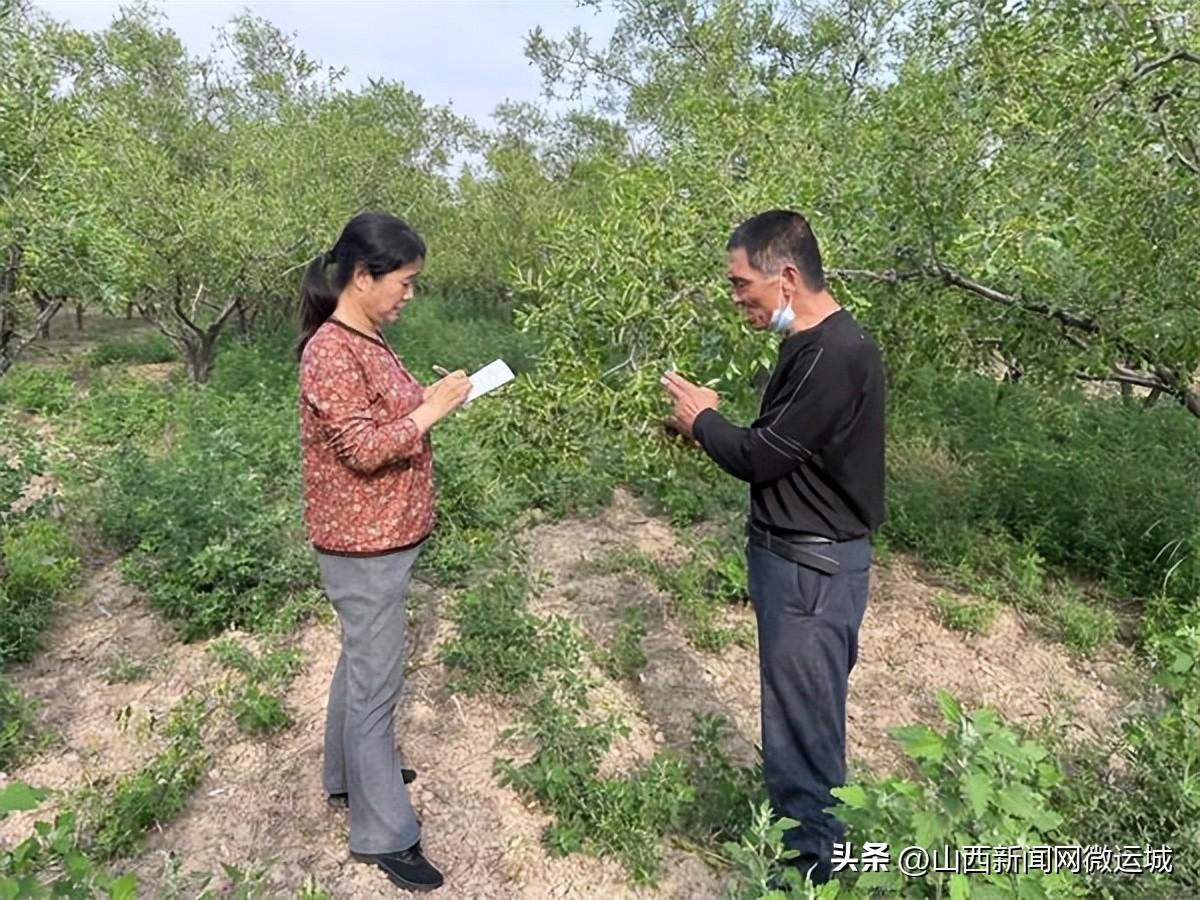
[746, 522, 842, 575]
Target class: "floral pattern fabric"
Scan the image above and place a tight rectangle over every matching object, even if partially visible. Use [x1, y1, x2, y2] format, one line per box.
[298, 319, 435, 555]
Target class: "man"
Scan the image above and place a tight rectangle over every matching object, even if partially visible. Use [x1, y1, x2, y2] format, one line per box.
[660, 209, 885, 885]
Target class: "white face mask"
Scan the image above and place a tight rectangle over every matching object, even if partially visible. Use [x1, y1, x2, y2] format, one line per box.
[769, 282, 794, 334]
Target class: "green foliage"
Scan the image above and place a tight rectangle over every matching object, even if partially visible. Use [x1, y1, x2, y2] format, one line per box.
[496, 690, 760, 884]
[589, 538, 752, 654]
[440, 570, 587, 696]
[85, 334, 177, 367]
[500, 735, 692, 880]
[157, 858, 332, 900]
[888, 372, 1200, 621]
[1056, 609, 1200, 895]
[0, 367, 74, 415]
[1, 780, 330, 900]
[439, 549, 762, 884]
[932, 593, 999, 637]
[77, 694, 209, 861]
[71, 372, 175, 449]
[87, 355, 316, 639]
[0, 804, 139, 899]
[0, 676, 50, 773]
[382, 293, 539, 379]
[100, 651, 158, 685]
[0, 517, 78, 664]
[0, 414, 44, 521]
[680, 713, 765, 845]
[600, 605, 649, 681]
[1, 518, 77, 606]
[1042, 590, 1118, 657]
[721, 803, 829, 900]
[208, 638, 304, 735]
[831, 692, 1086, 898]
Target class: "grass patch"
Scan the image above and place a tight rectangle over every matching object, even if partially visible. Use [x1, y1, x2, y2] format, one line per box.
[0, 518, 79, 665]
[0, 677, 53, 772]
[440, 569, 588, 696]
[600, 606, 649, 681]
[0, 367, 74, 415]
[85, 334, 178, 367]
[932, 592, 1000, 636]
[208, 638, 304, 735]
[77, 693, 210, 861]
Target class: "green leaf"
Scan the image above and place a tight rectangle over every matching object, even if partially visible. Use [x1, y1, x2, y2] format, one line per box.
[962, 771, 993, 819]
[0, 783, 48, 813]
[832, 784, 868, 809]
[936, 690, 963, 724]
[996, 785, 1039, 822]
[108, 874, 139, 899]
[1032, 807, 1064, 833]
[894, 725, 945, 762]
[912, 809, 943, 846]
[856, 870, 897, 892]
[950, 873, 970, 900]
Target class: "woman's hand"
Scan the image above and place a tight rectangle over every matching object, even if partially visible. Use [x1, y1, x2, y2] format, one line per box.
[425, 370, 472, 415]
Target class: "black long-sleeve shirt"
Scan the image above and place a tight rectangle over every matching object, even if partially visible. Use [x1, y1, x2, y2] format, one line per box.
[692, 309, 885, 541]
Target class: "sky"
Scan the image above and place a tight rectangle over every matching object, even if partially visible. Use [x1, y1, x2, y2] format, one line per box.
[32, 0, 621, 130]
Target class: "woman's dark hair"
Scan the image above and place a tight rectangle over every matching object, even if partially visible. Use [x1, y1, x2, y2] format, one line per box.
[295, 211, 426, 359]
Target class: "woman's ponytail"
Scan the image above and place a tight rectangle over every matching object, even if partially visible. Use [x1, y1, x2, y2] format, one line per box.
[295, 251, 337, 360]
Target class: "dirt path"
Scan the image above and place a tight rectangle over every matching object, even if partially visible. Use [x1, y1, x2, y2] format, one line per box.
[1, 490, 1136, 897]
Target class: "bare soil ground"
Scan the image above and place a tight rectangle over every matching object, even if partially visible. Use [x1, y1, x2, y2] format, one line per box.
[0, 490, 1136, 898]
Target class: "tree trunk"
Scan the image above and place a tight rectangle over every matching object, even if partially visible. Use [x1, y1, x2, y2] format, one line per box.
[75, 302, 85, 331]
[235, 299, 249, 338]
[184, 336, 217, 384]
[0, 296, 64, 376]
[32, 293, 53, 339]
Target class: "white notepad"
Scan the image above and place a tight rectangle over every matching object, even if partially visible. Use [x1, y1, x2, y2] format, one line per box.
[466, 359, 514, 403]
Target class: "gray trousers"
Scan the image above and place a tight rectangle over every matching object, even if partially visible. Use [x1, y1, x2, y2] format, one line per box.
[317, 547, 422, 855]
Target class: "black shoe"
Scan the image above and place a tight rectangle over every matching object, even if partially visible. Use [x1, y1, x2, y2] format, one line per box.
[352, 842, 444, 892]
[328, 769, 417, 806]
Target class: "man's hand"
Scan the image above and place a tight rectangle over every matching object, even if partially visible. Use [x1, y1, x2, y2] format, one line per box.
[660, 371, 718, 442]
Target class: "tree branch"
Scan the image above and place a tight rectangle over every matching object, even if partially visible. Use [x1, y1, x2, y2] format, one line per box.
[1066, 47, 1200, 150]
[207, 293, 243, 338]
[1076, 366, 1200, 416]
[1076, 369, 1163, 391]
[1130, 49, 1200, 82]
[828, 264, 1199, 418]
[0, 297, 64, 375]
[1, 244, 21, 297]
[172, 283, 204, 336]
[1158, 114, 1200, 175]
[826, 267, 926, 285]
[935, 264, 1099, 332]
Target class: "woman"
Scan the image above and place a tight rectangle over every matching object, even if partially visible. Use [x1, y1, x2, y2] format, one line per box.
[296, 211, 470, 892]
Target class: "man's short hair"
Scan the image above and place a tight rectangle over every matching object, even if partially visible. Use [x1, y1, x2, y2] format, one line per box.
[727, 210, 826, 291]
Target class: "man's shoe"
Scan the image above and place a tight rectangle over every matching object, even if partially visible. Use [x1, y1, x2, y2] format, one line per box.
[352, 842, 444, 892]
[327, 769, 416, 807]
